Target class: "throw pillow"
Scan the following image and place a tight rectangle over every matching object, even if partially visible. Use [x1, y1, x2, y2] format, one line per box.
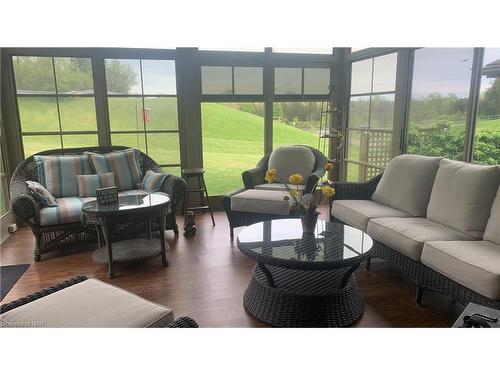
[141, 170, 169, 192]
[77, 173, 115, 198]
[85, 149, 142, 191]
[26, 181, 58, 207]
[33, 155, 94, 198]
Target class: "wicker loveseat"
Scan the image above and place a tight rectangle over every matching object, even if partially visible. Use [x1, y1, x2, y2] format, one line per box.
[9, 146, 187, 261]
[331, 154, 500, 309]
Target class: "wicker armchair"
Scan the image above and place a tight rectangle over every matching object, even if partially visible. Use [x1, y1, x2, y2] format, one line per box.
[9, 146, 187, 261]
[242, 145, 328, 194]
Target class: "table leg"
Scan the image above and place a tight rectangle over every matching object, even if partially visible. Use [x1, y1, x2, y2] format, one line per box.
[159, 216, 168, 267]
[101, 224, 115, 278]
[258, 262, 275, 287]
[95, 224, 103, 248]
[340, 263, 360, 288]
[146, 219, 152, 239]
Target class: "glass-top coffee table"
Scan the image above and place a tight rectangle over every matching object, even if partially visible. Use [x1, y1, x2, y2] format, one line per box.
[237, 218, 373, 327]
[82, 193, 171, 278]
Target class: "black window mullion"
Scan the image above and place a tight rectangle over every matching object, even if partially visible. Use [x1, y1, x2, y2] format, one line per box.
[139, 59, 148, 154]
[51, 57, 64, 148]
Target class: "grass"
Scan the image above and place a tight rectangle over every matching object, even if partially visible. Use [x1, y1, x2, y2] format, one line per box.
[17, 98, 321, 195]
[16, 97, 500, 194]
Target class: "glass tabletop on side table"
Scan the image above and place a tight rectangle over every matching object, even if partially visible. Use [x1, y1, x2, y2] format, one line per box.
[237, 218, 373, 270]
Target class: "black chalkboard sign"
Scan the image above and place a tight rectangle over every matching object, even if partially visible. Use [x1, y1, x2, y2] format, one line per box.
[96, 186, 118, 206]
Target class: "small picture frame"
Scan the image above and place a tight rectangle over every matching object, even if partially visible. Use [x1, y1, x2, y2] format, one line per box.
[96, 186, 118, 206]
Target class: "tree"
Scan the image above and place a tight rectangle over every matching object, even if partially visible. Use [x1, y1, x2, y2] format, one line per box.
[479, 78, 500, 117]
[104, 60, 138, 93]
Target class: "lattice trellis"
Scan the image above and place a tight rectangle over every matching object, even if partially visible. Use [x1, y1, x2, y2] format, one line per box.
[358, 130, 392, 181]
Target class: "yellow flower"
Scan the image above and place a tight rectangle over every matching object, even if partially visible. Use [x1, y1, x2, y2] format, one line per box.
[324, 162, 334, 171]
[288, 173, 304, 185]
[290, 189, 299, 198]
[265, 168, 277, 183]
[321, 185, 336, 197]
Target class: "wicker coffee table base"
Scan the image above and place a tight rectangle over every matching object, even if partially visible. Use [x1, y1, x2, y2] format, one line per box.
[243, 265, 364, 327]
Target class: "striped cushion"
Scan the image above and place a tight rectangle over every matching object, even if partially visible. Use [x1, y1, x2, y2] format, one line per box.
[26, 181, 58, 207]
[141, 170, 168, 192]
[85, 149, 142, 191]
[39, 197, 95, 226]
[77, 173, 115, 198]
[34, 155, 94, 198]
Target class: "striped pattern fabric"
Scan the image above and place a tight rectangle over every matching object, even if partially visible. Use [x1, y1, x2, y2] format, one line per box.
[34, 155, 94, 198]
[77, 173, 115, 198]
[85, 149, 142, 191]
[39, 197, 95, 226]
[141, 170, 168, 192]
[38, 189, 151, 226]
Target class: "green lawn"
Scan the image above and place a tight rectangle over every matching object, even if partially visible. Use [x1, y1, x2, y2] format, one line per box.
[17, 98, 321, 196]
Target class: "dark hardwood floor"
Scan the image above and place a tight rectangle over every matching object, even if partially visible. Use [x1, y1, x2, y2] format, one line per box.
[0, 208, 463, 327]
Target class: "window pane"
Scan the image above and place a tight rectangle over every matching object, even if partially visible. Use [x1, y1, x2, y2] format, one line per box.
[142, 60, 176, 95]
[62, 134, 98, 148]
[273, 102, 326, 156]
[105, 59, 141, 95]
[202, 103, 264, 195]
[348, 95, 370, 128]
[18, 97, 59, 132]
[54, 57, 94, 94]
[111, 133, 146, 154]
[347, 130, 363, 162]
[143, 97, 178, 131]
[275, 68, 302, 95]
[234, 67, 263, 94]
[303, 68, 330, 94]
[22, 135, 62, 157]
[201, 66, 232, 94]
[350, 59, 372, 95]
[370, 94, 395, 129]
[408, 48, 473, 160]
[108, 97, 144, 131]
[13, 56, 56, 94]
[372, 53, 397, 92]
[146, 133, 180, 165]
[59, 97, 97, 132]
[474, 48, 500, 165]
[273, 48, 333, 54]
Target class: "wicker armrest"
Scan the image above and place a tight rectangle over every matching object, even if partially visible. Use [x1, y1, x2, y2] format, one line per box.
[159, 173, 187, 214]
[304, 167, 326, 194]
[242, 167, 266, 189]
[166, 316, 199, 328]
[332, 173, 383, 201]
[9, 175, 39, 225]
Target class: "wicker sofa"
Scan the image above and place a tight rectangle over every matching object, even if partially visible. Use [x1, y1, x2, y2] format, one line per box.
[9, 146, 187, 261]
[331, 154, 500, 309]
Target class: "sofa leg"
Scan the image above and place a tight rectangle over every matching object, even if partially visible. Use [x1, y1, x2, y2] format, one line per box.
[416, 285, 424, 305]
[34, 233, 42, 262]
[366, 256, 371, 270]
[173, 225, 179, 236]
[230, 227, 234, 240]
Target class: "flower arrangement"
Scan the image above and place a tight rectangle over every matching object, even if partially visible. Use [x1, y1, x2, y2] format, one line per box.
[264, 162, 336, 223]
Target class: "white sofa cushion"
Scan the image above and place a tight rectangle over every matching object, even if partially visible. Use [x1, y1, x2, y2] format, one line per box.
[422, 240, 500, 300]
[268, 145, 315, 182]
[367, 217, 474, 261]
[371, 154, 442, 216]
[0, 279, 174, 328]
[426, 159, 500, 239]
[484, 185, 500, 245]
[332, 199, 410, 232]
[231, 189, 290, 215]
[254, 183, 305, 191]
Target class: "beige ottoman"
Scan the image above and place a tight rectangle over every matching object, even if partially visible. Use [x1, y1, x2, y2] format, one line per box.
[0, 277, 174, 328]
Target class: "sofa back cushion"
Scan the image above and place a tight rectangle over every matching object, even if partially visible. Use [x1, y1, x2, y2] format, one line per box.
[427, 160, 500, 238]
[484, 185, 500, 245]
[77, 172, 115, 198]
[34, 155, 94, 198]
[85, 149, 142, 191]
[268, 145, 315, 181]
[371, 154, 442, 216]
